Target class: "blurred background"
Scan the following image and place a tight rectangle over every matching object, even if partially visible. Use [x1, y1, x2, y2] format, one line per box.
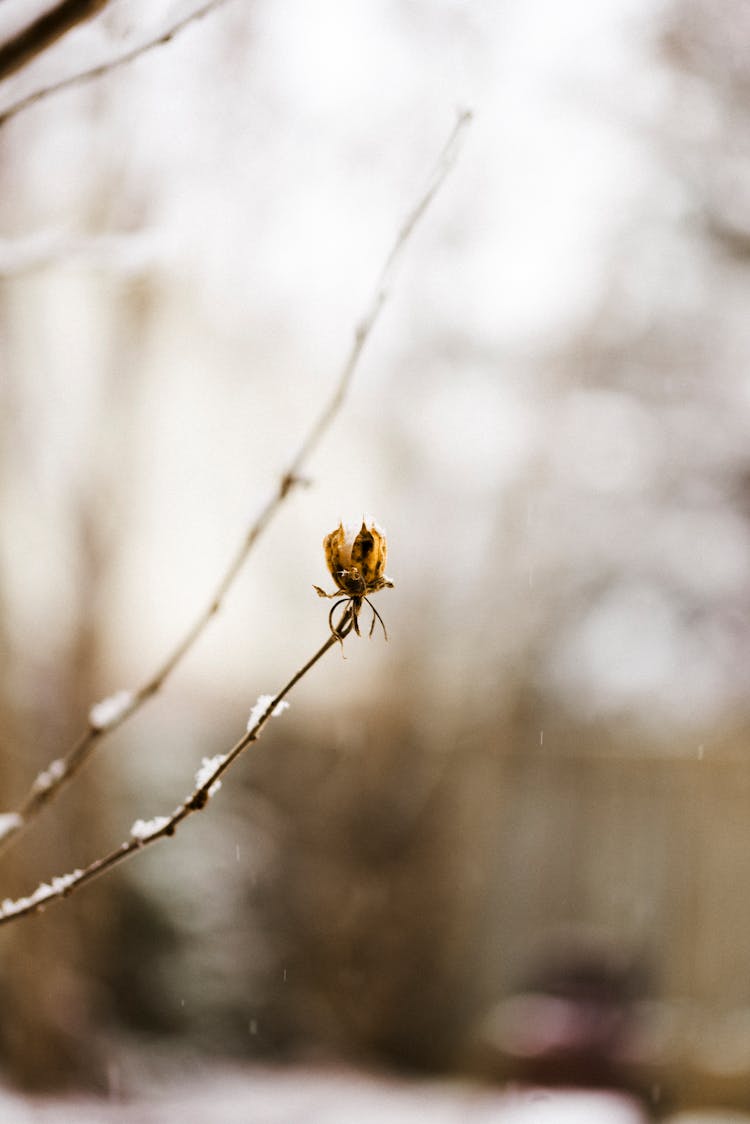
[2, 0, 750, 1116]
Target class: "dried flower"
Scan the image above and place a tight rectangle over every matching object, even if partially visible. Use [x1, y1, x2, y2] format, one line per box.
[314, 520, 394, 639]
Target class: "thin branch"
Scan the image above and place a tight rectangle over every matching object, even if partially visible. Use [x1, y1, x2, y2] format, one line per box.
[288, 109, 473, 476]
[0, 109, 472, 858]
[0, 606, 355, 926]
[0, 0, 110, 83]
[0, 0, 230, 129]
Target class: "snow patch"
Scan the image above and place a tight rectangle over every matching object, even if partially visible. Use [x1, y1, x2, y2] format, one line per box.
[0, 813, 23, 842]
[130, 815, 170, 841]
[89, 689, 135, 731]
[194, 754, 227, 796]
[32, 758, 66, 793]
[247, 694, 290, 732]
[0, 869, 83, 918]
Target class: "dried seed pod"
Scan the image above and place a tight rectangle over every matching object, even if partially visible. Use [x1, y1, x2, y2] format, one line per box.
[315, 520, 394, 640]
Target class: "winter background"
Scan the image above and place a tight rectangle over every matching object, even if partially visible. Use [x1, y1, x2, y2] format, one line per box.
[1, 0, 750, 1119]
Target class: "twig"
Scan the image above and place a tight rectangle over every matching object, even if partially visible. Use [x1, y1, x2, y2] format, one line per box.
[0, 0, 230, 129]
[288, 108, 473, 475]
[0, 0, 110, 83]
[0, 109, 472, 857]
[0, 607, 354, 925]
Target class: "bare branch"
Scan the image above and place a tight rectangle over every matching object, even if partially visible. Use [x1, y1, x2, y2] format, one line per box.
[0, 110, 472, 858]
[287, 108, 473, 477]
[0, 607, 355, 926]
[0, 0, 110, 83]
[0, 0, 230, 128]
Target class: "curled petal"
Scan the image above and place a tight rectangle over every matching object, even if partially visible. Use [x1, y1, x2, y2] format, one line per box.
[323, 523, 355, 591]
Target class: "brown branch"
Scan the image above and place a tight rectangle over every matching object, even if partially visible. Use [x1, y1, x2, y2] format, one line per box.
[0, 109, 472, 858]
[0, 607, 355, 926]
[0, 0, 230, 128]
[0, 0, 110, 83]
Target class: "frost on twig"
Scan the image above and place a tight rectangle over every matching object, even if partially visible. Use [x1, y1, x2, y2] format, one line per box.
[0, 814, 23, 844]
[0, 870, 83, 920]
[194, 755, 228, 796]
[32, 758, 66, 794]
[0, 606, 353, 926]
[246, 695, 290, 733]
[0, 112, 471, 859]
[130, 816, 171, 841]
[88, 689, 135, 731]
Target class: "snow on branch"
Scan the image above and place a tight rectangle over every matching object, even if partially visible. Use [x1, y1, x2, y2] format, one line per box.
[88, 689, 135, 732]
[246, 695, 290, 732]
[130, 815, 171, 841]
[0, 869, 84, 920]
[0, 813, 23, 846]
[31, 758, 67, 794]
[0, 606, 350, 926]
[0, 110, 472, 859]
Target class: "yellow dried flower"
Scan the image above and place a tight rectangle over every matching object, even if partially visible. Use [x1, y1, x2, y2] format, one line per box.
[324, 521, 392, 595]
[314, 520, 394, 639]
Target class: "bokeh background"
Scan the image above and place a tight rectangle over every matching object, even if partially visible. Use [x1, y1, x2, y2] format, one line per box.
[2, 0, 750, 1114]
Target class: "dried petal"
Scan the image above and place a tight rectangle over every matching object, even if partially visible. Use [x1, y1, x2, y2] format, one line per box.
[351, 521, 392, 590]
